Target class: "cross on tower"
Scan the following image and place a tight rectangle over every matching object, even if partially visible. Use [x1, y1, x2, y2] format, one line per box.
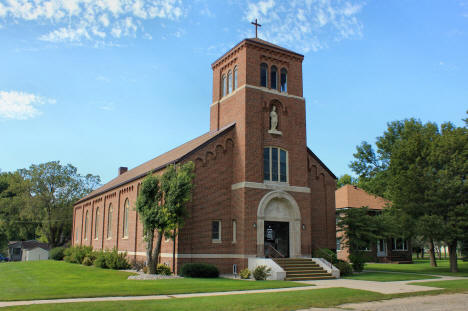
[251, 19, 261, 38]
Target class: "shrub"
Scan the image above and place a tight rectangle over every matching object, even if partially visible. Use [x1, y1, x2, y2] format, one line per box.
[335, 259, 353, 276]
[349, 253, 366, 272]
[313, 248, 337, 264]
[50, 247, 65, 261]
[131, 260, 145, 272]
[93, 251, 108, 269]
[105, 248, 130, 270]
[181, 263, 219, 278]
[253, 265, 271, 280]
[64, 246, 93, 264]
[240, 268, 251, 279]
[142, 266, 148, 274]
[82, 256, 93, 266]
[156, 264, 172, 275]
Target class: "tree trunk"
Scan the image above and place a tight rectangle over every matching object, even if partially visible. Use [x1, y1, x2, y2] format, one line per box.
[146, 231, 154, 274]
[172, 228, 177, 274]
[421, 248, 424, 259]
[416, 248, 420, 259]
[429, 239, 437, 267]
[151, 229, 164, 274]
[448, 241, 458, 273]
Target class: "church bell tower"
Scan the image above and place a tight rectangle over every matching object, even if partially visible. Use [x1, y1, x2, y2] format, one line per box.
[210, 38, 308, 189]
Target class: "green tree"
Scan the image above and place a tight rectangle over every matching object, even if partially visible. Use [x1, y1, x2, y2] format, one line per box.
[336, 174, 358, 189]
[0, 172, 37, 253]
[19, 161, 100, 247]
[161, 162, 195, 273]
[135, 174, 163, 274]
[135, 162, 194, 274]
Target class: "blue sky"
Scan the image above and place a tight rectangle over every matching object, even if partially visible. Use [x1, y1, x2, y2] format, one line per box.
[1, 0, 467, 184]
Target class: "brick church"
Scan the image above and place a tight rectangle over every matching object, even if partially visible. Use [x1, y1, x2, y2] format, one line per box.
[72, 37, 337, 274]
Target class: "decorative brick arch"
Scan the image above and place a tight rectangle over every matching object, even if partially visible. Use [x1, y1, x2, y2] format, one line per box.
[256, 190, 301, 258]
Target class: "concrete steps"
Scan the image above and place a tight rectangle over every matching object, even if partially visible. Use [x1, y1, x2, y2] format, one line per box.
[273, 258, 335, 281]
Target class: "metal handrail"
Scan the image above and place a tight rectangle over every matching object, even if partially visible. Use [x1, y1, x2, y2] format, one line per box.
[266, 244, 285, 258]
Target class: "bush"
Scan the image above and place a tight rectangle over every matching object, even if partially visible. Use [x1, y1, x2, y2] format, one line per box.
[240, 268, 251, 279]
[93, 251, 108, 269]
[313, 248, 337, 264]
[50, 247, 65, 261]
[64, 246, 93, 264]
[131, 260, 145, 272]
[105, 248, 130, 270]
[156, 264, 172, 275]
[181, 263, 219, 278]
[142, 266, 148, 274]
[82, 256, 93, 266]
[349, 253, 366, 272]
[253, 265, 271, 280]
[335, 259, 353, 276]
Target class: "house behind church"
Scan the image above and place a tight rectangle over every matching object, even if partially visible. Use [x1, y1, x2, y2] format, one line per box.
[72, 38, 337, 275]
[335, 184, 412, 263]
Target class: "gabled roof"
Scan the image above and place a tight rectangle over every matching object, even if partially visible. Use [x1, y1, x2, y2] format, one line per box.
[76, 123, 236, 204]
[9, 240, 50, 250]
[335, 184, 391, 210]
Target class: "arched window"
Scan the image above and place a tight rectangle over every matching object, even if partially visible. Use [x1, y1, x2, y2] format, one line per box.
[94, 207, 100, 239]
[107, 203, 113, 239]
[270, 66, 277, 90]
[280, 68, 287, 92]
[233, 66, 238, 90]
[221, 74, 227, 97]
[123, 199, 129, 238]
[84, 211, 89, 240]
[263, 147, 288, 182]
[228, 70, 233, 94]
[260, 63, 268, 87]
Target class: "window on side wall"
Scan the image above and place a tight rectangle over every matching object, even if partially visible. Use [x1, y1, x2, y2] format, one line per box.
[336, 238, 341, 251]
[212, 220, 221, 243]
[260, 63, 268, 87]
[392, 238, 408, 251]
[280, 68, 287, 92]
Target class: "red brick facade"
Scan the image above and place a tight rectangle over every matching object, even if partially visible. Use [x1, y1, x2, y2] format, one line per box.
[72, 38, 337, 274]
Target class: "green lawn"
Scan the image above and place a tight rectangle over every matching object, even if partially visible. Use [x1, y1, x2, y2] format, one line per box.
[344, 271, 439, 282]
[365, 259, 468, 277]
[410, 279, 468, 291]
[0, 261, 306, 302]
[2, 288, 389, 311]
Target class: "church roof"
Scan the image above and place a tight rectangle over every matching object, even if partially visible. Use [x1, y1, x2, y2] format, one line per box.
[335, 184, 391, 210]
[76, 123, 236, 204]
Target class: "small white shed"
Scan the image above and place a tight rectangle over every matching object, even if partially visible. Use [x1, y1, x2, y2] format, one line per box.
[22, 247, 49, 261]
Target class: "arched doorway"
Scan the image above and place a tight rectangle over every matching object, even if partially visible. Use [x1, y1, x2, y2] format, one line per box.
[256, 191, 301, 258]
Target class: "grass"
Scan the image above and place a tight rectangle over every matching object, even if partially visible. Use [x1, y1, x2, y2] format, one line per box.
[0, 261, 306, 302]
[410, 279, 468, 291]
[1, 288, 390, 311]
[365, 259, 468, 277]
[344, 271, 439, 282]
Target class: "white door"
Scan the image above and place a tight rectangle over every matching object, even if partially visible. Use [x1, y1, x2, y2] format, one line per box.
[377, 239, 387, 257]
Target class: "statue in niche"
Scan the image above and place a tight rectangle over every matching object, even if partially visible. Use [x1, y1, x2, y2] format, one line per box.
[268, 105, 282, 135]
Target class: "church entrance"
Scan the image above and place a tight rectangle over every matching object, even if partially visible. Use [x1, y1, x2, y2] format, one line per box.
[264, 221, 290, 258]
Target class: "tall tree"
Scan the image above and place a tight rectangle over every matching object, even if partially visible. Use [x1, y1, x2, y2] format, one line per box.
[161, 162, 195, 272]
[135, 162, 194, 274]
[20, 161, 100, 247]
[135, 174, 163, 274]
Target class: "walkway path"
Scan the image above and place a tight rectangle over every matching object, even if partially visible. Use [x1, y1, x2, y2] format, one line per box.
[0, 274, 466, 308]
[300, 293, 468, 311]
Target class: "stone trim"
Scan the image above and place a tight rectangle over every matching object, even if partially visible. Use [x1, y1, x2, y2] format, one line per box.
[211, 84, 305, 107]
[231, 181, 310, 193]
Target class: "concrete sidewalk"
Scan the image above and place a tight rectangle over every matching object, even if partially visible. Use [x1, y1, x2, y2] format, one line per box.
[1, 275, 466, 308]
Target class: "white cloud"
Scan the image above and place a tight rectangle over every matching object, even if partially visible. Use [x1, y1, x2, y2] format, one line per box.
[0, 0, 185, 44]
[243, 0, 365, 53]
[0, 91, 55, 120]
[99, 102, 115, 111]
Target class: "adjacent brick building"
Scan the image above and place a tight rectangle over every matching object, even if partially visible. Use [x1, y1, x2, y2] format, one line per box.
[335, 184, 412, 263]
[72, 38, 337, 274]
